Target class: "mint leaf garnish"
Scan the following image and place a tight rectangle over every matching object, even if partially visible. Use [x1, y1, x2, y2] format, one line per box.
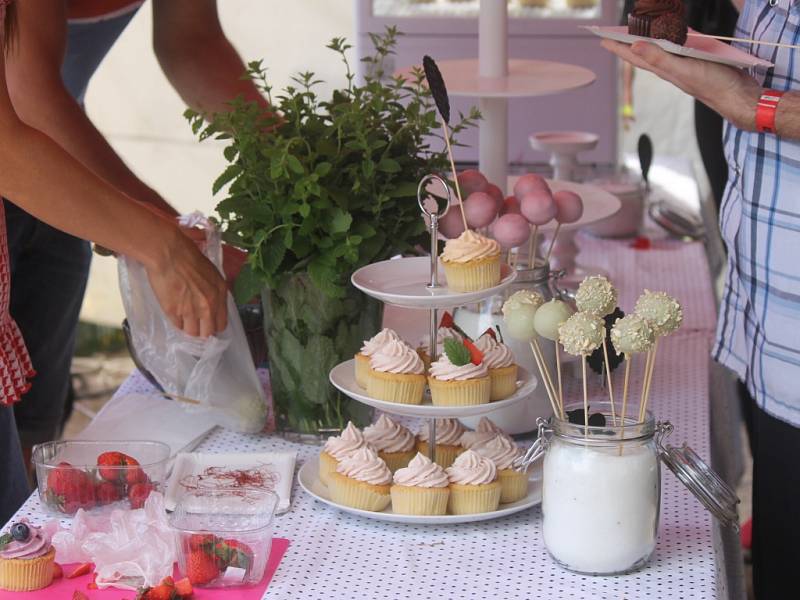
[444, 338, 470, 366]
[0, 533, 12, 549]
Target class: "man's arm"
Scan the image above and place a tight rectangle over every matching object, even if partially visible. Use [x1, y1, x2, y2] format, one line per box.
[152, 0, 270, 116]
[601, 40, 800, 139]
[5, 0, 177, 216]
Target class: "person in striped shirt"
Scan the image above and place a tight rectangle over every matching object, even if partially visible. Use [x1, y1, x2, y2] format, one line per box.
[604, 1, 800, 597]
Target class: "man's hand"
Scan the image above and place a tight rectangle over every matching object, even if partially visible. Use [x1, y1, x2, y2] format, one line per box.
[602, 39, 761, 131]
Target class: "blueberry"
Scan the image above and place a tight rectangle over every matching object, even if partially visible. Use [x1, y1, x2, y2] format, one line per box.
[10, 523, 29, 542]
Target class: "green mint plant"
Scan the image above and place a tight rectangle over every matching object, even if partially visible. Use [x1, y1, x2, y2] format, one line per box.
[186, 27, 479, 303]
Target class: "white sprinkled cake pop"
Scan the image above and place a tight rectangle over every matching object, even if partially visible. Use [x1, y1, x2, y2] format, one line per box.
[533, 299, 575, 341]
[610, 314, 655, 355]
[634, 290, 683, 337]
[575, 275, 617, 317]
[558, 312, 605, 356]
[502, 290, 545, 315]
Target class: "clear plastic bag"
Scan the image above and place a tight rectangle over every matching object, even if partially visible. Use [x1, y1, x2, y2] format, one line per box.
[118, 212, 267, 433]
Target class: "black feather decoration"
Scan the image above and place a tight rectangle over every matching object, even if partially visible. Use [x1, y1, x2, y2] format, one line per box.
[587, 307, 625, 376]
[422, 55, 450, 125]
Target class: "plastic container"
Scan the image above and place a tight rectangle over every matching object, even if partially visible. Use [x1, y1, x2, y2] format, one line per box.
[32, 440, 170, 516]
[170, 488, 278, 588]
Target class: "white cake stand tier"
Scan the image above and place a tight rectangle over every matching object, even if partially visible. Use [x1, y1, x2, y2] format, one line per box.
[299, 461, 542, 525]
[330, 360, 536, 418]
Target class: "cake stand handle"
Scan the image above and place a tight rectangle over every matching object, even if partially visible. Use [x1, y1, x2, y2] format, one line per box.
[428, 417, 437, 464]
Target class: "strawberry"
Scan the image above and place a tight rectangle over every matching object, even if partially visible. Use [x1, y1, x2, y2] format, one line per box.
[97, 451, 144, 484]
[95, 481, 121, 505]
[463, 339, 484, 365]
[67, 562, 93, 579]
[188, 533, 217, 552]
[174, 577, 193, 597]
[480, 327, 497, 340]
[159, 576, 174, 588]
[143, 583, 174, 600]
[439, 311, 454, 329]
[46, 463, 96, 514]
[219, 539, 253, 570]
[186, 550, 219, 585]
[53, 563, 63, 579]
[72, 591, 89, 600]
[128, 482, 154, 509]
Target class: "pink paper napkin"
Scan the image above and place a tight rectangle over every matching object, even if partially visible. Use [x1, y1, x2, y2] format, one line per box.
[7, 538, 290, 600]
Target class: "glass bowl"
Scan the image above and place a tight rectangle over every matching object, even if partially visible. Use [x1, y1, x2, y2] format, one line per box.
[169, 487, 278, 588]
[32, 440, 170, 516]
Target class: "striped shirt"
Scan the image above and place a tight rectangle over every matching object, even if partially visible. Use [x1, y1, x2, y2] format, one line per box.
[715, 0, 800, 426]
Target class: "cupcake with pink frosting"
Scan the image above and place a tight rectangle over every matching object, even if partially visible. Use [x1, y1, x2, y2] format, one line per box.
[366, 339, 426, 405]
[329, 446, 392, 512]
[445, 449, 502, 514]
[0, 520, 56, 592]
[474, 331, 518, 401]
[390, 453, 450, 515]
[459, 417, 512, 450]
[416, 418, 466, 469]
[472, 436, 528, 503]
[354, 328, 401, 388]
[363, 414, 416, 473]
[318, 422, 370, 487]
[427, 338, 491, 406]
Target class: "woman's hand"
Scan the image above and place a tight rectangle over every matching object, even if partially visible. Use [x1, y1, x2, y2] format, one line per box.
[145, 226, 228, 338]
[602, 39, 761, 131]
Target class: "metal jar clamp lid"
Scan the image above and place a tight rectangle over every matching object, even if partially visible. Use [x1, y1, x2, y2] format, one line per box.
[656, 422, 740, 531]
[515, 418, 741, 531]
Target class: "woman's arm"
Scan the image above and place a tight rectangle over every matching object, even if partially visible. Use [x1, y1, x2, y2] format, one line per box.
[0, 52, 227, 337]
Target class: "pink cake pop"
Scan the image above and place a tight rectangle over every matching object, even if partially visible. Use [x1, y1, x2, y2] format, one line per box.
[438, 203, 466, 239]
[484, 183, 505, 212]
[492, 213, 531, 249]
[553, 190, 584, 224]
[501, 196, 521, 215]
[464, 191, 499, 228]
[520, 190, 557, 226]
[513, 174, 550, 200]
[457, 170, 488, 199]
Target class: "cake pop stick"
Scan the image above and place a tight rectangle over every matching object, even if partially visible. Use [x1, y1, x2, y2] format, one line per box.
[527, 225, 539, 269]
[619, 353, 633, 454]
[530, 337, 560, 417]
[521, 189, 556, 269]
[545, 190, 584, 265]
[601, 339, 617, 426]
[529, 341, 561, 418]
[559, 312, 605, 432]
[555, 344, 564, 416]
[639, 339, 659, 422]
[581, 355, 589, 436]
[533, 299, 574, 418]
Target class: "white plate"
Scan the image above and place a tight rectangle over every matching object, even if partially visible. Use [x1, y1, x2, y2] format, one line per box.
[330, 359, 537, 418]
[297, 460, 542, 524]
[526, 179, 621, 232]
[583, 25, 774, 70]
[351, 257, 516, 309]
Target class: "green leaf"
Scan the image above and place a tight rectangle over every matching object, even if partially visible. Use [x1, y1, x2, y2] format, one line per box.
[377, 158, 401, 173]
[330, 209, 352, 234]
[286, 154, 304, 174]
[0, 533, 11, 549]
[212, 164, 241, 195]
[233, 263, 262, 304]
[443, 337, 470, 366]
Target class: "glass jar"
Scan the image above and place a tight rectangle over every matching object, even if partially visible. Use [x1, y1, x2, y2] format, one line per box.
[516, 401, 740, 576]
[455, 262, 562, 433]
[541, 401, 660, 575]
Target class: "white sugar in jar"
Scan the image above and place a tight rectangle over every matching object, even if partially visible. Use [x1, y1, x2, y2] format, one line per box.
[540, 403, 660, 575]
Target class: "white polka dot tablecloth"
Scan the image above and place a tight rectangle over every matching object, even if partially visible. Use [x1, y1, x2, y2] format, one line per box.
[10, 238, 730, 600]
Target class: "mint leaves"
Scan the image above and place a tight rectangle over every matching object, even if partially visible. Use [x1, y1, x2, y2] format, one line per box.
[444, 338, 471, 367]
[0, 533, 12, 549]
[186, 27, 479, 303]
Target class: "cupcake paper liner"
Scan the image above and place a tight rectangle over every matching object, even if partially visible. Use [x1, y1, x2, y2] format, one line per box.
[0, 547, 55, 592]
[428, 376, 491, 406]
[390, 485, 450, 515]
[354, 353, 370, 389]
[379, 450, 416, 473]
[329, 472, 391, 512]
[442, 254, 501, 292]
[367, 369, 426, 405]
[448, 481, 502, 515]
[489, 364, 518, 401]
[318, 451, 339, 487]
[498, 468, 529, 504]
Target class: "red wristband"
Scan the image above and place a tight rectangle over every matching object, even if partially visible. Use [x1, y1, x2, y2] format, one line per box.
[756, 89, 784, 134]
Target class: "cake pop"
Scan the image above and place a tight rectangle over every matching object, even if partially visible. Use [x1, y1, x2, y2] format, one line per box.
[520, 190, 557, 226]
[533, 300, 575, 342]
[492, 213, 530, 249]
[503, 289, 545, 313]
[501, 196, 521, 215]
[464, 191, 499, 228]
[558, 312, 605, 357]
[502, 302, 538, 341]
[634, 290, 683, 337]
[575, 275, 617, 317]
[438, 203, 466, 239]
[553, 190, 584, 224]
[484, 183, 505, 213]
[457, 169, 488, 198]
[513, 173, 550, 200]
[610, 314, 655, 356]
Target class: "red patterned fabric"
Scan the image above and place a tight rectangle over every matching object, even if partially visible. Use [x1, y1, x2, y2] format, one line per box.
[0, 204, 34, 405]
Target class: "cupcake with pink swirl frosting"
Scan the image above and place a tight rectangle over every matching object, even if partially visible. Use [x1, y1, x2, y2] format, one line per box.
[445, 450, 502, 514]
[363, 414, 416, 472]
[390, 453, 450, 515]
[354, 328, 400, 388]
[474, 331, 518, 401]
[0, 520, 56, 592]
[459, 416, 512, 450]
[428, 338, 490, 407]
[367, 339, 426, 405]
[329, 446, 392, 512]
[318, 421, 370, 487]
[472, 436, 528, 503]
[416, 418, 466, 469]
